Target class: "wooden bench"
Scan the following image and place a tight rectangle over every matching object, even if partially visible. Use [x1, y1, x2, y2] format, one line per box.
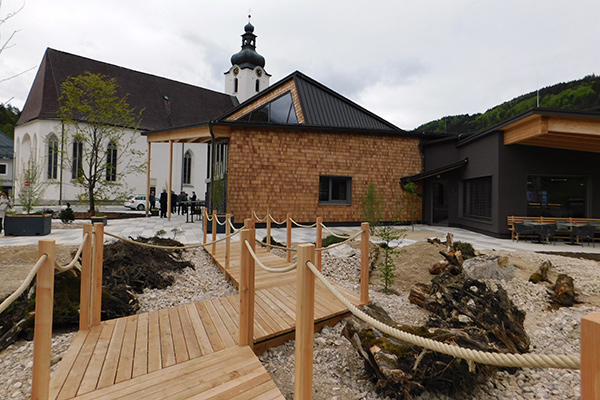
[507, 216, 600, 242]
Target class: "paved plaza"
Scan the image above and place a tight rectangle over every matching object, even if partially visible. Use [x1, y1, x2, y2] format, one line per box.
[1, 214, 599, 254]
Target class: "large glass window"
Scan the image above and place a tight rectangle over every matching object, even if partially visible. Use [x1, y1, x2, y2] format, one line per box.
[47, 135, 59, 180]
[72, 139, 83, 180]
[237, 92, 298, 124]
[319, 176, 352, 205]
[463, 176, 492, 219]
[527, 176, 586, 217]
[106, 141, 117, 182]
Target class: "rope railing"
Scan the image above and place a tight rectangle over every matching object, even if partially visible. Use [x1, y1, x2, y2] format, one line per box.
[303, 259, 580, 370]
[253, 211, 268, 222]
[54, 232, 90, 273]
[0, 254, 48, 315]
[320, 223, 352, 239]
[255, 238, 296, 252]
[229, 218, 242, 233]
[244, 240, 298, 273]
[269, 215, 287, 225]
[289, 217, 317, 228]
[315, 230, 362, 252]
[104, 229, 241, 250]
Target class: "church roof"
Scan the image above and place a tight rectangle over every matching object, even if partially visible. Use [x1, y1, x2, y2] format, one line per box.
[230, 21, 266, 70]
[17, 48, 237, 131]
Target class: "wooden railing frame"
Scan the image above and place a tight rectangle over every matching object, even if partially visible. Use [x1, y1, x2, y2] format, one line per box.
[286, 213, 292, 262]
[239, 219, 255, 348]
[31, 240, 56, 400]
[225, 213, 232, 269]
[295, 243, 315, 400]
[315, 217, 323, 271]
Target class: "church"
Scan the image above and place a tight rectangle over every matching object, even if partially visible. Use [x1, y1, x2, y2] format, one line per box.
[14, 20, 424, 223]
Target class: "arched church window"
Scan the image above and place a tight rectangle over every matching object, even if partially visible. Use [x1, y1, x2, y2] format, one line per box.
[72, 139, 83, 180]
[183, 150, 192, 184]
[234, 78, 238, 93]
[106, 141, 117, 182]
[255, 80, 260, 92]
[47, 135, 59, 180]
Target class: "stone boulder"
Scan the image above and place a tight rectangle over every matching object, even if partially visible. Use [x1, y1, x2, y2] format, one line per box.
[325, 243, 356, 258]
[463, 254, 515, 281]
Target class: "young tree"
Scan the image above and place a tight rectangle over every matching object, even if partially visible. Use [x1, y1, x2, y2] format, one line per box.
[17, 160, 47, 214]
[359, 182, 383, 234]
[57, 72, 145, 213]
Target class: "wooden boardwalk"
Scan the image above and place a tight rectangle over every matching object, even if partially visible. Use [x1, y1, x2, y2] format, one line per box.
[49, 240, 363, 399]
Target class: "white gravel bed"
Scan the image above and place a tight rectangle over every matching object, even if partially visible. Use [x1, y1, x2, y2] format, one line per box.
[0, 245, 597, 399]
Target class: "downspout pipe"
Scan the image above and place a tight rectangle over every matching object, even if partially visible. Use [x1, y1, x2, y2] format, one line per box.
[209, 121, 215, 212]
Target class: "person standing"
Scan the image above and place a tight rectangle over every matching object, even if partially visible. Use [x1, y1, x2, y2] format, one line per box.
[159, 189, 168, 218]
[0, 191, 12, 234]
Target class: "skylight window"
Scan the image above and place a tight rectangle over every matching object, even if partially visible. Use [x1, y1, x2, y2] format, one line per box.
[237, 92, 298, 124]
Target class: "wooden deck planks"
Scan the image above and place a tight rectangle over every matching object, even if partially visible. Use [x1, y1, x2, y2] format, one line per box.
[50, 239, 365, 399]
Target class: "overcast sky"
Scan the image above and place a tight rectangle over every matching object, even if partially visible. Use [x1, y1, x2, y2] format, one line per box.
[2, 0, 599, 130]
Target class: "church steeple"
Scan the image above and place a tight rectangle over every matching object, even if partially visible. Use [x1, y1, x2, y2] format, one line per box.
[225, 16, 270, 103]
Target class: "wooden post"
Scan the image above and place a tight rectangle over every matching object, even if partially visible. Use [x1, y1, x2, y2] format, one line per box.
[167, 140, 173, 219]
[79, 224, 93, 331]
[361, 222, 370, 304]
[145, 141, 151, 216]
[91, 223, 104, 326]
[315, 217, 323, 271]
[295, 243, 315, 400]
[212, 209, 217, 256]
[287, 213, 292, 263]
[266, 213, 272, 253]
[239, 219, 255, 348]
[225, 213, 231, 269]
[581, 313, 600, 399]
[203, 210, 207, 244]
[31, 239, 55, 400]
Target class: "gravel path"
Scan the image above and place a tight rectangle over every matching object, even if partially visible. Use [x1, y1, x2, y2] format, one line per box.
[0, 245, 596, 399]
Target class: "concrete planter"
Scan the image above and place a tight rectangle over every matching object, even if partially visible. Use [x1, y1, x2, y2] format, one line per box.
[4, 213, 52, 236]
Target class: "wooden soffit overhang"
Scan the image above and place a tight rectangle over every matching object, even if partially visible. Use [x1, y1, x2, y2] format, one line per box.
[145, 124, 231, 144]
[503, 114, 600, 153]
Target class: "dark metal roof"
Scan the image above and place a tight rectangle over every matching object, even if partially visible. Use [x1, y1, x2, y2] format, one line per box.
[217, 71, 405, 133]
[399, 158, 469, 184]
[293, 72, 401, 131]
[0, 131, 14, 158]
[17, 48, 237, 131]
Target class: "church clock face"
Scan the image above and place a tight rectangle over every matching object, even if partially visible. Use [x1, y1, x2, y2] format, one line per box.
[256, 68, 262, 77]
[233, 67, 239, 75]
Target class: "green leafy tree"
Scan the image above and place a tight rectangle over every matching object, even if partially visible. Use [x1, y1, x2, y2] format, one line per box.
[359, 182, 383, 234]
[57, 72, 145, 214]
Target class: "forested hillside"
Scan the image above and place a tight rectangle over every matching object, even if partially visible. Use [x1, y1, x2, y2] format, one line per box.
[0, 104, 20, 139]
[416, 75, 600, 134]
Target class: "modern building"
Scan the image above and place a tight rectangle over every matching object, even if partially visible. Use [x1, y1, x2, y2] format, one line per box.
[403, 108, 600, 238]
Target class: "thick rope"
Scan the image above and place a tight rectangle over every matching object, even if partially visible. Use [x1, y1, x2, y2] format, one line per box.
[215, 217, 227, 226]
[55, 232, 89, 273]
[290, 218, 317, 228]
[316, 230, 362, 252]
[305, 260, 580, 370]
[204, 211, 213, 222]
[255, 238, 296, 252]
[253, 211, 268, 222]
[104, 229, 240, 250]
[229, 219, 242, 233]
[320, 223, 353, 239]
[245, 240, 297, 273]
[0, 254, 48, 314]
[269, 215, 287, 225]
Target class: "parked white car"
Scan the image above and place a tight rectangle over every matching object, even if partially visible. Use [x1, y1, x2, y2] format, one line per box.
[123, 194, 157, 211]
